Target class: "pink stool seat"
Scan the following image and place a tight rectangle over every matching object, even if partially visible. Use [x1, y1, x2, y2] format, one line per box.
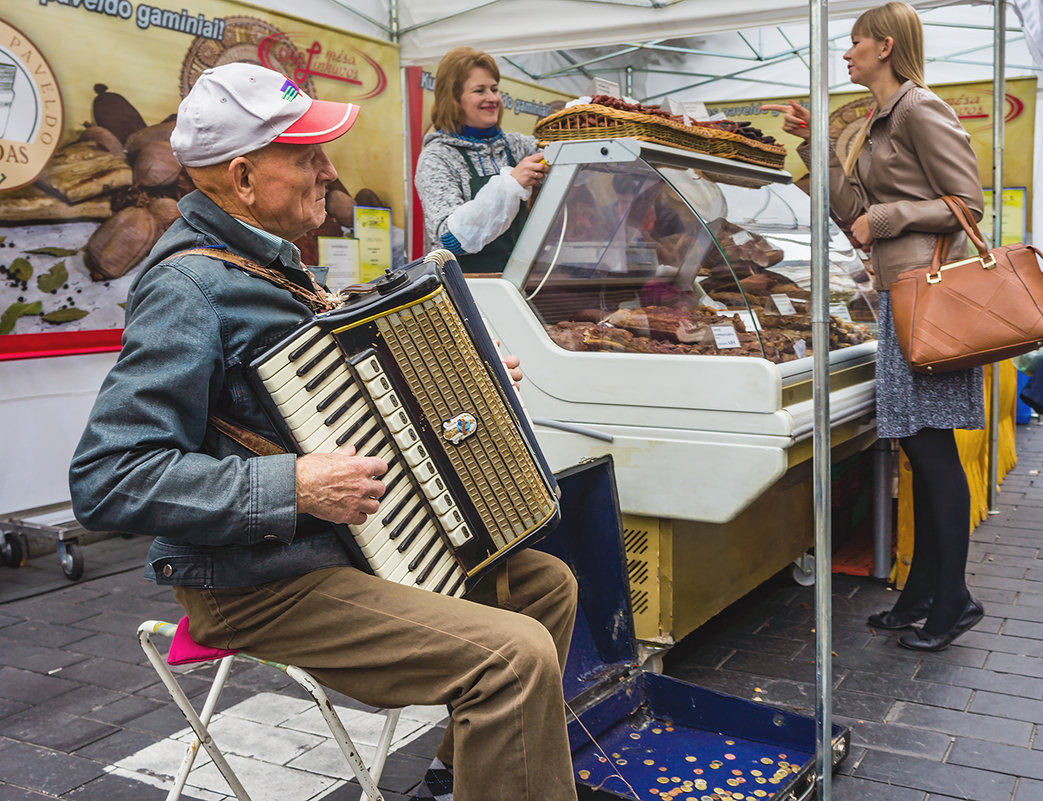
[167, 615, 239, 665]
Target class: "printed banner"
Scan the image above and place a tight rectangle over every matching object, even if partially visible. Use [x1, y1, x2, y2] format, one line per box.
[0, 0, 403, 359]
[708, 76, 1038, 220]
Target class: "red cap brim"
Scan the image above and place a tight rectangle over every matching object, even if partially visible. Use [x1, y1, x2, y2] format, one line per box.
[275, 99, 360, 144]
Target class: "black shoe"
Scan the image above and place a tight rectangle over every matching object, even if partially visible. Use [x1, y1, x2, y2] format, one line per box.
[867, 598, 932, 630]
[898, 597, 984, 652]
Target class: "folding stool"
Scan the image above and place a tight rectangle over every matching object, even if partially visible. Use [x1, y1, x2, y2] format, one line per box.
[138, 618, 401, 801]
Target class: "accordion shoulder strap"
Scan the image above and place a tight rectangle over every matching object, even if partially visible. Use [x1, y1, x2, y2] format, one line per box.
[208, 415, 286, 457]
[171, 247, 338, 314]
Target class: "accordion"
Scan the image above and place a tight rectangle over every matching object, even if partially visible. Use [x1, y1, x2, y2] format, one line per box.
[249, 250, 560, 597]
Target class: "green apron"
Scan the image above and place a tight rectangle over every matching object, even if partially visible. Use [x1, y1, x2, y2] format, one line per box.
[452, 141, 529, 274]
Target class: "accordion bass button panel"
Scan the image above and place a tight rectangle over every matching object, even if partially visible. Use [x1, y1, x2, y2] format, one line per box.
[257, 329, 469, 597]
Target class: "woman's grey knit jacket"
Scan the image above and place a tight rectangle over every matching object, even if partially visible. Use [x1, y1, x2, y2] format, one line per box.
[414, 129, 539, 255]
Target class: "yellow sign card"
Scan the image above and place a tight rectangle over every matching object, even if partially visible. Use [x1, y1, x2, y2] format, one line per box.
[355, 206, 391, 282]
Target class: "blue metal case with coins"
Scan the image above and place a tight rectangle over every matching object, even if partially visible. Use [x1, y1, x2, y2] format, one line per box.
[542, 456, 850, 801]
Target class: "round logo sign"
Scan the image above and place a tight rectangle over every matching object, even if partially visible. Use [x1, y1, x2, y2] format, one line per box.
[0, 20, 63, 193]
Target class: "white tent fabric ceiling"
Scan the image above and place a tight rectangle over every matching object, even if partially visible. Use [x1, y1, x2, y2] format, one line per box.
[262, 0, 1040, 104]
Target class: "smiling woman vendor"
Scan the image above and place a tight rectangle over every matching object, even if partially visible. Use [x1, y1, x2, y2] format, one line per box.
[415, 46, 549, 273]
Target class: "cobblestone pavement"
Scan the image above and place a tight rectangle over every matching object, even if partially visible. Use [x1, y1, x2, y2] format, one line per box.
[1, 420, 1041, 800]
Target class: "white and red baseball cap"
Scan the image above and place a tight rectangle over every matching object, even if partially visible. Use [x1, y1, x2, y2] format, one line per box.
[171, 63, 361, 167]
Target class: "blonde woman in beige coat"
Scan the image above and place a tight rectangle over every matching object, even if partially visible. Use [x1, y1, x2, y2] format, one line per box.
[764, 1, 985, 651]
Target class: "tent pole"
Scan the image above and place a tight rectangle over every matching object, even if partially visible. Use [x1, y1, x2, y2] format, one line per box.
[390, 0, 413, 264]
[987, 0, 1006, 513]
[809, 0, 833, 798]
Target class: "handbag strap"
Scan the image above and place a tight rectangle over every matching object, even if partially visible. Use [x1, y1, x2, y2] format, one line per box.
[930, 195, 989, 269]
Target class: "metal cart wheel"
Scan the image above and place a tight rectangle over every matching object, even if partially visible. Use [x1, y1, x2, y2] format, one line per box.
[1, 533, 26, 567]
[791, 553, 815, 587]
[59, 542, 84, 581]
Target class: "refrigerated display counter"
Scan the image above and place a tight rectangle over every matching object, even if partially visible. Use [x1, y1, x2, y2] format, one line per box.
[466, 137, 879, 644]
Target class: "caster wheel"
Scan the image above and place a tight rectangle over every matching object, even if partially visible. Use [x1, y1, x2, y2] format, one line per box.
[61, 544, 84, 581]
[1, 534, 26, 567]
[791, 555, 815, 587]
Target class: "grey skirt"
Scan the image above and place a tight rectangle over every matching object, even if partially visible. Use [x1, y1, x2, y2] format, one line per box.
[875, 290, 985, 439]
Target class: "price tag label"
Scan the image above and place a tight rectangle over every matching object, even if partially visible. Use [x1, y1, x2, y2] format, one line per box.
[793, 339, 807, 359]
[712, 325, 741, 349]
[734, 310, 761, 333]
[771, 294, 796, 316]
[829, 302, 853, 323]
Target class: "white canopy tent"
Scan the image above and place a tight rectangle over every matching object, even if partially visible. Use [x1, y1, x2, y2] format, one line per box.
[2, 2, 1038, 797]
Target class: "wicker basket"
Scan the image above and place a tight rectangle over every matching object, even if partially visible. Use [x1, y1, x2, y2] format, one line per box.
[535, 104, 787, 170]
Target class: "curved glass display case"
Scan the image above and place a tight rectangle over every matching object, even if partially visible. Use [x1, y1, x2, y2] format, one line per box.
[513, 142, 877, 362]
[467, 138, 881, 645]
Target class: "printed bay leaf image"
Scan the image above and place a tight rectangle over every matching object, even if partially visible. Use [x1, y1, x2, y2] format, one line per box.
[26, 247, 80, 257]
[37, 262, 69, 293]
[9, 258, 33, 282]
[1, 301, 44, 335]
[42, 307, 89, 324]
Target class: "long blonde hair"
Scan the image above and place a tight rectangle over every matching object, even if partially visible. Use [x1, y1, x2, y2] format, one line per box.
[431, 47, 503, 134]
[842, 1, 928, 174]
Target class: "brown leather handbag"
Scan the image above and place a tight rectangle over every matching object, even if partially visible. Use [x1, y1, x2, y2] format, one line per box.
[889, 195, 1043, 374]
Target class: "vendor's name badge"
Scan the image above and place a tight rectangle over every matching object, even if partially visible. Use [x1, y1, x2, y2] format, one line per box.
[0, 20, 63, 192]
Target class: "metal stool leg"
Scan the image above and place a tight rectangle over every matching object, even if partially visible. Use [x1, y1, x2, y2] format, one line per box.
[138, 622, 251, 800]
[138, 620, 400, 801]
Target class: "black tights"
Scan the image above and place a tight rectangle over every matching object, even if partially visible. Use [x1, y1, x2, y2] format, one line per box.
[893, 427, 972, 634]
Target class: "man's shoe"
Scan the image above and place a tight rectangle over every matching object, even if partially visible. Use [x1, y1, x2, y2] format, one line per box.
[898, 597, 984, 652]
[867, 598, 932, 630]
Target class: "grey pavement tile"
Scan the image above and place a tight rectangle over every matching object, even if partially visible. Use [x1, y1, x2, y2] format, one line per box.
[1015, 777, 1043, 801]
[1001, 618, 1043, 639]
[0, 784, 56, 800]
[0, 707, 120, 752]
[984, 651, 1043, 679]
[72, 725, 168, 763]
[0, 618, 94, 649]
[969, 542, 1039, 560]
[837, 717, 953, 760]
[65, 630, 155, 665]
[833, 689, 897, 723]
[64, 771, 211, 800]
[20, 683, 123, 719]
[1010, 592, 1043, 610]
[830, 773, 928, 801]
[0, 666, 83, 705]
[0, 639, 91, 673]
[718, 649, 818, 684]
[948, 738, 1043, 782]
[6, 597, 108, 626]
[76, 609, 156, 637]
[84, 693, 165, 726]
[838, 670, 972, 711]
[984, 600, 1043, 624]
[956, 629, 1043, 657]
[853, 748, 1016, 799]
[914, 660, 1043, 700]
[0, 738, 108, 795]
[51, 655, 159, 693]
[122, 701, 200, 737]
[886, 701, 1032, 746]
[0, 696, 31, 722]
[967, 561, 1031, 579]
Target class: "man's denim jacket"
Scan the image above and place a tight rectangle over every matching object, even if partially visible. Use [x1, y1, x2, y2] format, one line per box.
[69, 191, 352, 587]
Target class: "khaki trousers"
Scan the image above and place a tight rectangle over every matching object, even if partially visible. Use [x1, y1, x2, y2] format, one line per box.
[174, 549, 579, 801]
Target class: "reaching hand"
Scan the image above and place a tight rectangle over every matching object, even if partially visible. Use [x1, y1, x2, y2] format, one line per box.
[760, 101, 811, 141]
[296, 447, 388, 525]
[511, 153, 549, 189]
